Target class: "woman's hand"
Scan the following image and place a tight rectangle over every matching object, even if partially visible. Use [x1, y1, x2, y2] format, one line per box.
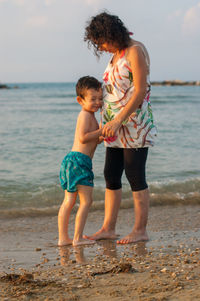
[102, 119, 121, 137]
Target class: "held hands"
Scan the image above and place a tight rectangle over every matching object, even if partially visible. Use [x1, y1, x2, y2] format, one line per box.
[102, 119, 121, 137]
[98, 136, 104, 144]
[97, 124, 104, 144]
[98, 118, 121, 145]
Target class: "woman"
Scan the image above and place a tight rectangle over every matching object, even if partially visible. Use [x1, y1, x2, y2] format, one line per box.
[84, 12, 157, 244]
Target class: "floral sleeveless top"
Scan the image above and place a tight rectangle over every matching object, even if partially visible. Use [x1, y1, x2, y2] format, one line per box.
[102, 47, 157, 148]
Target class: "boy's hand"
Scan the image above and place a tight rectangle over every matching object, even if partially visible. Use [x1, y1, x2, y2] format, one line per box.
[98, 136, 104, 144]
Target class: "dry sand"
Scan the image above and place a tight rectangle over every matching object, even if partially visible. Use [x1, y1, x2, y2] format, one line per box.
[0, 205, 200, 300]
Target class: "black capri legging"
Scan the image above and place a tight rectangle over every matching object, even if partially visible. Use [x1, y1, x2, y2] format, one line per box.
[104, 147, 148, 192]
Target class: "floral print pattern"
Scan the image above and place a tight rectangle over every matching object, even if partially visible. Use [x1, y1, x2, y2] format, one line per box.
[102, 49, 157, 148]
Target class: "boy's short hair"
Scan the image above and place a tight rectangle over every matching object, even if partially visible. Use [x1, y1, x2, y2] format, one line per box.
[76, 76, 102, 98]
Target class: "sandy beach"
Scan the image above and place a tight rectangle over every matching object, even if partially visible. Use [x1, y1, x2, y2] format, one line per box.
[0, 204, 200, 300]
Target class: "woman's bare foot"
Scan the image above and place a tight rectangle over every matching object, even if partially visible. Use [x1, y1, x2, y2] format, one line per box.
[84, 228, 118, 240]
[58, 239, 73, 246]
[117, 231, 149, 244]
[73, 238, 96, 246]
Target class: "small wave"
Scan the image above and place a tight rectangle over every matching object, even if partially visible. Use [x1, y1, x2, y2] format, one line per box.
[149, 178, 200, 194]
[0, 191, 199, 219]
[0, 178, 199, 218]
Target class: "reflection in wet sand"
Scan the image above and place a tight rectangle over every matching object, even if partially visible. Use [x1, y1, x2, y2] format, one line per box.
[59, 246, 71, 266]
[128, 241, 148, 256]
[59, 240, 148, 266]
[73, 246, 87, 264]
[59, 245, 87, 265]
[97, 240, 118, 258]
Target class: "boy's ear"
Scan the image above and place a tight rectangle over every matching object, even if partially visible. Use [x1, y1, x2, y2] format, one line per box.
[76, 96, 84, 105]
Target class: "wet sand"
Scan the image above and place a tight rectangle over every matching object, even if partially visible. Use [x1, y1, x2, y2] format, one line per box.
[0, 205, 200, 300]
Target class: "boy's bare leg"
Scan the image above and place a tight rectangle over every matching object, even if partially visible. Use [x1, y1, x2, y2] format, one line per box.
[117, 188, 149, 244]
[85, 188, 121, 240]
[73, 185, 95, 246]
[58, 190, 77, 246]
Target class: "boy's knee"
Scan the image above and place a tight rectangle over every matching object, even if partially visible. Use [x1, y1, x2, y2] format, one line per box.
[79, 195, 93, 207]
[63, 197, 76, 208]
[85, 198, 93, 207]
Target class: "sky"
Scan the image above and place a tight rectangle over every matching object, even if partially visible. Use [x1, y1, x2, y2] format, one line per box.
[0, 0, 200, 83]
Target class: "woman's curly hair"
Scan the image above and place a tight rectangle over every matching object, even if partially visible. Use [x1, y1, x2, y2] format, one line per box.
[84, 12, 131, 57]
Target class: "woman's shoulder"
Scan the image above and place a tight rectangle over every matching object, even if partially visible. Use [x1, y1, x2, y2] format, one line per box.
[126, 40, 147, 54]
[126, 40, 150, 66]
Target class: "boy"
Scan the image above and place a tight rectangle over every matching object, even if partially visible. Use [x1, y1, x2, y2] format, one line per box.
[58, 76, 103, 246]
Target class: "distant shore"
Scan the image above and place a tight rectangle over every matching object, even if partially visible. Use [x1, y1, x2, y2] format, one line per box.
[1, 80, 200, 89]
[0, 83, 19, 89]
[0, 83, 10, 89]
[151, 80, 200, 86]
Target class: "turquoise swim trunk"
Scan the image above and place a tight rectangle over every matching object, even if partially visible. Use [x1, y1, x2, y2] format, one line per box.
[59, 151, 94, 192]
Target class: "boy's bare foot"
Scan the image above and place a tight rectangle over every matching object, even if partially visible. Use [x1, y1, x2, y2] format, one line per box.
[73, 238, 96, 246]
[117, 231, 149, 244]
[84, 228, 118, 240]
[58, 239, 73, 246]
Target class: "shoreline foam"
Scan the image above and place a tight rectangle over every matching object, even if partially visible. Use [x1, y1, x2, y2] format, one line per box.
[1, 192, 200, 219]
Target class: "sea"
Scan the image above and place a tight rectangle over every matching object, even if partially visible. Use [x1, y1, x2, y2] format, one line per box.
[0, 83, 200, 218]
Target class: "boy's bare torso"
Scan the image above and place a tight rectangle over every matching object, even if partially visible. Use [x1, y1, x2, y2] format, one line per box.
[72, 110, 99, 158]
